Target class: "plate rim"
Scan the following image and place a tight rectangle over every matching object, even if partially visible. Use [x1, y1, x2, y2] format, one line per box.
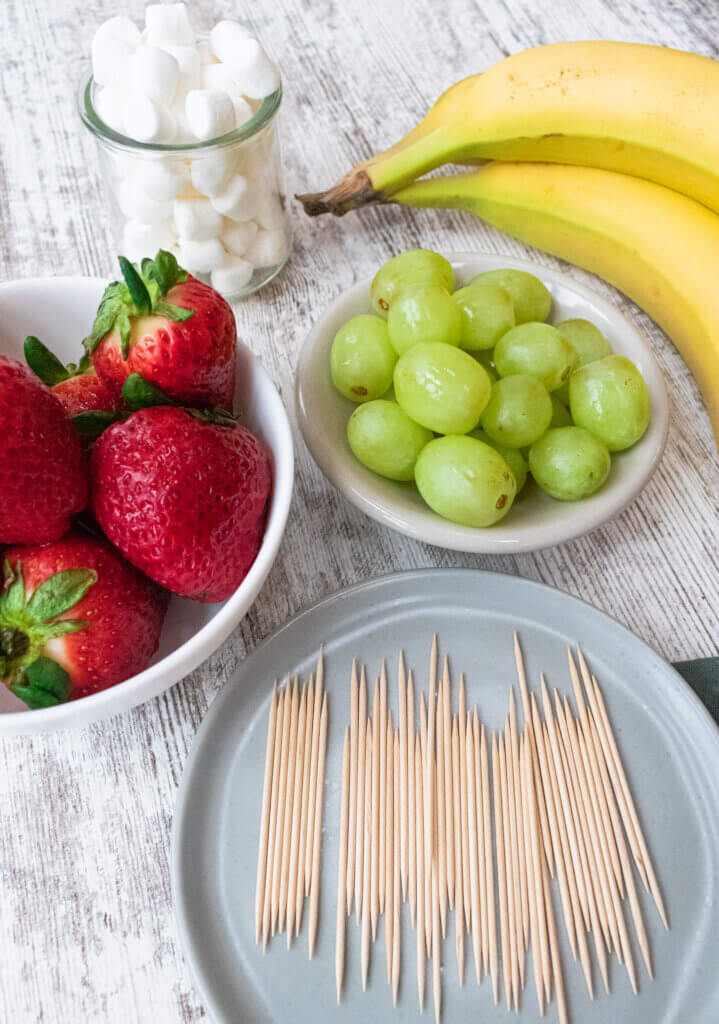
[171, 567, 719, 1022]
[295, 250, 669, 554]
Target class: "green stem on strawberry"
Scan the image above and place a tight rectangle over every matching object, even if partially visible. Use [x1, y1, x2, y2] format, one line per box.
[121, 373, 173, 409]
[84, 250, 195, 360]
[0, 558, 97, 707]
[24, 335, 91, 386]
[9, 657, 72, 709]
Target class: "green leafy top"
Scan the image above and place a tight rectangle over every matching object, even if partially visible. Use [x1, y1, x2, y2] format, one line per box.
[24, 336, 91, 386]
[84, 250, 195, 360]
[0, 559, 97, 709]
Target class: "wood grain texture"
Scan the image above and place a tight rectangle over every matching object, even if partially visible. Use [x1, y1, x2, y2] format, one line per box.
[0, 0, 718, 1020]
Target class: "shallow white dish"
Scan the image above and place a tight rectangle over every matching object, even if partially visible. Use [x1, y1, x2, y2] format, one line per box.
[0, 276, 294, 734]
[296, 252, 668, 554]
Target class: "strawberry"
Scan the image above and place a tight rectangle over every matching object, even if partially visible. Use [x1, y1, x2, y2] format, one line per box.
[24, 335, 119, 419]
[0, 530, 169, 707]
[84, 250, 237, 411]
[90, 405, 272, 602]
[0, 355, 88, 544]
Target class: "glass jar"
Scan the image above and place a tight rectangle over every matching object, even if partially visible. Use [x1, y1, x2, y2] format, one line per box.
[77, 73, 291, 301]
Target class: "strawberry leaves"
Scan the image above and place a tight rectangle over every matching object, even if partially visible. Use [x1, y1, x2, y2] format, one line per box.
[26, 568, 97, 622]
[10, 657, 72, 709]
[0, 558, 97, 701]
[84, 250, 195, 360]
[24, 336, 92, 387]
[121, 373, 173, 410]
[118, 257, 152, 316]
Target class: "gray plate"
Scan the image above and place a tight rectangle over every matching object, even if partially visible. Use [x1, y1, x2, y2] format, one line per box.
[172, 570, 719, 1023]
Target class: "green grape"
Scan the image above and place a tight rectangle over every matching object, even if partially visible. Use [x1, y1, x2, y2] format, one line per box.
[529, 427, 611, 500]
[569, 355, 651, 451]
[554, 318, 613, 403]
[330, 315, 397, 402]
[494, 322, 575, 392]
[556, 318, 612, 366]
[453, 281, 515, 351]
[471, 268, 551, 323]
[470, 427, 528, 492]
[371, 249, 454, 316]
[387, 282, 462, 355]
[347, 400, 433, 481]
[394, 342, 491, 435]
[550, 394, 573, 428]
[480, 375, 553, 448]
[415, 435, 516, 527]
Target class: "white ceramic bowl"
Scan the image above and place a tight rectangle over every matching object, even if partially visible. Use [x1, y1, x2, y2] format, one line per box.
[296, 252, 668, 554]
[0, 277, 294, 734]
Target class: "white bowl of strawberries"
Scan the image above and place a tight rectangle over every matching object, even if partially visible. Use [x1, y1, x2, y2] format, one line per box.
[0, 252, 293, 734]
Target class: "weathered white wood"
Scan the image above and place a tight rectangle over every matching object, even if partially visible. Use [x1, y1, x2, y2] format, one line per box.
[0, 0, 717, 1020]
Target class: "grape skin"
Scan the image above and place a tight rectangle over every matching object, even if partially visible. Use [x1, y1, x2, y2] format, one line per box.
[331, 314, 397, 403]
[481, 374, 553, 448]
[394, 342, 491, 435]
[569, 355, 651, 451]
[529, 426, 611, 501]
[388, 282, 463, 355]
[454, 281, 515, 351]
[347, 400, 433, 481]
[494, 322, 576, 392]
[371, 249, 454, 317]
[471, 268, 552, 323]
[415, 434, 517, 527]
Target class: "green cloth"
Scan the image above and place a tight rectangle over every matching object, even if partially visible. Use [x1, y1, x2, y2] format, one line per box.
[674, 657, 719, 724]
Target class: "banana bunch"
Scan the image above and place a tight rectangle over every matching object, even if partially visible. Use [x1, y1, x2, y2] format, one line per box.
[298, 41, 719, 447]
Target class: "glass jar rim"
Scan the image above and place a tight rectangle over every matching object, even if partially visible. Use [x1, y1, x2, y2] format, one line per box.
[77, 71, 282, 153]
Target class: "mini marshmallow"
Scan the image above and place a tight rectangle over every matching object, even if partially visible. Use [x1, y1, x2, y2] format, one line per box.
[162, 44, 201, 93]
[134, 159, 189, 201]
[178, 237, 225, 275]
[211, 256, 253, 295]
[185, 88, 236, 141]
[245, 228, 289, 268]
[189, 151, 235, 196]
[132, 45, 180, 103]
[92, 33, 136, 88]
[224, 38, 280, 100]
[209, 20, 252, 63]
[94, 86, 126, 133]
[230, 95, 254, 129]
[145, 3, 194, 47]
[253, 190, 285, 230]
[210, 175, 256, 221]
[200, 62, 240, 92]
[124, 93, 177, 143]
[117, 178, 174, 224]
[122, 218, 177, 261]
[174, 198, 223, 241]
[197, 41, 216, 66]
[222, 219, 258, 256]
[94, 15, 142, 47]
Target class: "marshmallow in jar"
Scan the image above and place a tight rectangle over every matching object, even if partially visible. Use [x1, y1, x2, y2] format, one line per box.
[79, 4, 290, 299]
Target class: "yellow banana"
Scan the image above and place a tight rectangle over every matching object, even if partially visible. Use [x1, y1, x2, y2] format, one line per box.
[299, 42, 719, 217]
[390, 162, 719, 447]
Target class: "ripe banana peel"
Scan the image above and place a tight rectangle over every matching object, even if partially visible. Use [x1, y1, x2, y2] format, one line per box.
[391, 162, 719, 447]
[298, 41, 719, 217]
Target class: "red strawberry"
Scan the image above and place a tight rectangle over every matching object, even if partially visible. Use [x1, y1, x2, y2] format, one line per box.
[85, 250, 236, 410]
[0, 530, 169, 706]
[90, 406, 272, 602]
[24, 335, 119, 419]
[0, 355, 88, 544]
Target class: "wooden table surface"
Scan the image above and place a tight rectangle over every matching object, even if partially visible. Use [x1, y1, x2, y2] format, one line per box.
[1, 0, 717, 1020]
